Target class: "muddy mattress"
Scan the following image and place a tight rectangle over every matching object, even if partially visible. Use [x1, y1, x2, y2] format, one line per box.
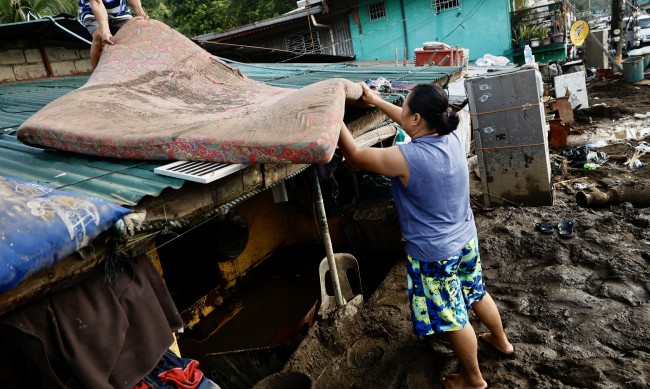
[17, 19, 362, 164]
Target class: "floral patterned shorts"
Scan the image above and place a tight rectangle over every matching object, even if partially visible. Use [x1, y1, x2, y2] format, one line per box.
[406, 235, 486, 336]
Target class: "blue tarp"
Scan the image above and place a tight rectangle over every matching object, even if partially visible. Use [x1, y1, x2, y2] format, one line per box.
[0, 176, 131, 293]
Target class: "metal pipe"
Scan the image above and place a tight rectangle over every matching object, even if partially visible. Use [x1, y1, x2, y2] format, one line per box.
[576, 185, 650, 208]
[399, 0, 409, 60]
[40, 16, 92, 46]
[309, 14, 336, 56]
[38, 41, 54, 77]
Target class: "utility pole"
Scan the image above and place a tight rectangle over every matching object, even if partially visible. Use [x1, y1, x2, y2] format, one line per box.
[610, 0, 624, 64]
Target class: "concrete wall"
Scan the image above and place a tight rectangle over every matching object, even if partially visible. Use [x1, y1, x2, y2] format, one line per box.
[0, 41, 92, 83]
[348, 0, 513, 62]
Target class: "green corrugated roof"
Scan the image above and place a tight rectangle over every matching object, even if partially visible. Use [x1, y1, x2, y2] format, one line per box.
[229, 61, 455, 90]
[0, 77, 184, 205]
[0, 62, 455, 205]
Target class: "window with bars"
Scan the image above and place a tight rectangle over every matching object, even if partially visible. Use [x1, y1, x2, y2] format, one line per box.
[285, 30, 322, 54]
[432, 0, 460, 13]
[368, 1, 387, 23]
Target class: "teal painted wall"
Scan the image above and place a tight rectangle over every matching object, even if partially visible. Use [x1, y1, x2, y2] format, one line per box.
[348, 0, 409, 61]
[349, 0, 513, 61]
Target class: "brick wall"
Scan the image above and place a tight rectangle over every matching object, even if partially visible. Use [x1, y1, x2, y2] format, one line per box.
[0, 41, 92, 83]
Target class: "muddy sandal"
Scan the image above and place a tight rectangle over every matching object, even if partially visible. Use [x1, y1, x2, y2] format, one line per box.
[535, 220, 553, 234]
[557, 219, 575, 239]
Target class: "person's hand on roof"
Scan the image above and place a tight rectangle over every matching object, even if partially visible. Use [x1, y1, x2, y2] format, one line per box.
[359, 82, 381, 107]
[134, 14, 149, 21]
[101, 30, 114, 45]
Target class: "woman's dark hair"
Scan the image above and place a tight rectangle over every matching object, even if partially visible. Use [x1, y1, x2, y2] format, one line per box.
[406, 84, 459, 136]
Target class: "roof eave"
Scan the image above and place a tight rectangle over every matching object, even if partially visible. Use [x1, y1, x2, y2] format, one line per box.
[193, 5, 323, 42]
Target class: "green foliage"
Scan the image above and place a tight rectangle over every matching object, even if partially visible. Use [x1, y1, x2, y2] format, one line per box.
[141, 0, 170, 23]
[162, 0, 295, 37]
[0, 0, 76, 23]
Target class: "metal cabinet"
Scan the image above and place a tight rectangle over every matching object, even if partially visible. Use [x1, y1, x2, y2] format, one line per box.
[465, 68, 553, 206]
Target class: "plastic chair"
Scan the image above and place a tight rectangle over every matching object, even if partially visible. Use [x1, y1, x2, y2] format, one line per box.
[318, 253, 362, 318]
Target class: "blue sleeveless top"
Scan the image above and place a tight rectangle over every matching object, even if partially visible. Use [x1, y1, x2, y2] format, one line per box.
[391, 131, 476, 262]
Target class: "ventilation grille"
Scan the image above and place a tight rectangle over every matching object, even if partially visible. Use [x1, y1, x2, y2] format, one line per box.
[154, 161, 249, 184]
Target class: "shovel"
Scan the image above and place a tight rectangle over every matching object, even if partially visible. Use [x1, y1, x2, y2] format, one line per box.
[310, 167, 362, 318]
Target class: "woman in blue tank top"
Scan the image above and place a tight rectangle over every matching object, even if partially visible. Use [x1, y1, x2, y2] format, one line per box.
[338, 82, 513, 389]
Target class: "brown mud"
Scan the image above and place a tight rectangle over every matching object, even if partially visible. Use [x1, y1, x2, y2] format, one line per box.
[254, 77, 650, 388]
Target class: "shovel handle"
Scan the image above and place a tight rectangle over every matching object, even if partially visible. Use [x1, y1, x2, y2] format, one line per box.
[311, 167, 346, 306]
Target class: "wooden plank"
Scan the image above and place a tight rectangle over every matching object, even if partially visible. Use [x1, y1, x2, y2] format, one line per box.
[347, 110, 390, 137]
[0, 249, 103, 316]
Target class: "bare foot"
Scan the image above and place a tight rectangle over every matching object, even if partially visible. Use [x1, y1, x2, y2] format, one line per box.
[478, 332, 514, 354]
[443, 374, 487, 389]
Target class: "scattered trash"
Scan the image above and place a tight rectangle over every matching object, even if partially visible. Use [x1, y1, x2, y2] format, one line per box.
[634, 113, 647, 119]
[614, 128, 644, 140]
[625, 149, 646, 170]
[365, 77, 393, 93]
[635, 141, 650, 153]
[364, 78, 416, 94]
[557, 219, 576, 239]
[534, 220, 553, 234]
[573, 183, 588, 190]
[559, 146, 609, 167]
[475, 53, 510, 67]
[584, 140, 607, 148]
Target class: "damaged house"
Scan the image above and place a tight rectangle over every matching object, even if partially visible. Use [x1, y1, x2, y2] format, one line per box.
[0, 15, 469, 387]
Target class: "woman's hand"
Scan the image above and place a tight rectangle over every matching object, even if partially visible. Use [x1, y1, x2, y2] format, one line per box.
[359, 82, 380, 106]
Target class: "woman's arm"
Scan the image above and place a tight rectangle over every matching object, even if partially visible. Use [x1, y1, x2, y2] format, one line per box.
[337, 123, 409, 185]
[359, 82, 403, 126]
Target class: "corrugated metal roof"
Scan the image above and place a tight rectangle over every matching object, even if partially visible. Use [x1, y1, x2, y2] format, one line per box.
[0, 61, 456, 206]
[195, 41, 354, 63]
[0, 77, 185, 205]
[229, 61, 456, 91]
[193, 6, 323, 42]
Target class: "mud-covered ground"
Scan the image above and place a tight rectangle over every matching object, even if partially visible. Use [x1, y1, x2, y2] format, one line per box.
[253, 76, 650, 388]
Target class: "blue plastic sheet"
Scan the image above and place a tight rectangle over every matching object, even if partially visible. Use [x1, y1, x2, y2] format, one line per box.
[0, 176, 132, 293]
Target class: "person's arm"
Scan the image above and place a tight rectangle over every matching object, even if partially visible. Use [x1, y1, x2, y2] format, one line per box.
[338, 123, 409, 185]
[359, 82, 403, 125]
[126, 0, 148, 19]
[89, 0, 113, 44]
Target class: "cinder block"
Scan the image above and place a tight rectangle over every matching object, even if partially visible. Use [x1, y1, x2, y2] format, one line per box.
[44, 47, 79, 61]
[74, 59, 93, 74]
[0, 49, 26, 65]
[0, 66, 16, 82]
[24, 48, 42, 64]
[77, 49, 91, 59]
[51, 61, 77, 76]
[13, 63, 47, 80]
